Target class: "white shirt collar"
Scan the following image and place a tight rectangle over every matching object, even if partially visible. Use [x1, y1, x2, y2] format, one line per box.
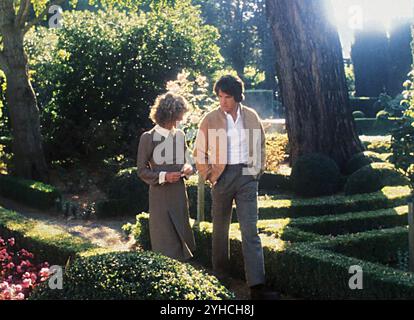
[154, 125, 175, 138]
[225, 104, 242, 121]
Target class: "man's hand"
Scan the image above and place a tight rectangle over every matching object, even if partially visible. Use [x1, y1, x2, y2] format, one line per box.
[166, 172, 182, 183]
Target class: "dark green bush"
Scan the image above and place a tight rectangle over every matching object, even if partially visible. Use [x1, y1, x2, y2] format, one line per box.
[290, 154, 341, 197]
[352, 111, 366, 118]
[345, 151, 384, 175]
[186, 176, 212, 221]
[0, 174, 62, 210]
[30, 251, 234, 300]
[25, 6, 222, 162]
[96, 167, 148, 218]
[258, 172, 291, 191]
[345, 162, 410, 195]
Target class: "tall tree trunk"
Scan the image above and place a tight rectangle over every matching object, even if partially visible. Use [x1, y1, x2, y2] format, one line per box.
[0, 2, 48, 181]
[266, 0, 363, 169]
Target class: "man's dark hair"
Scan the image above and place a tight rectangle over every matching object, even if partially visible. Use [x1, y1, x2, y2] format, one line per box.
[214, 75, 245, 103]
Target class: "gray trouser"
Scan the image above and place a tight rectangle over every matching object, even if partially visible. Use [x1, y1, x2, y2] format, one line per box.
[211, 164, 265, 287]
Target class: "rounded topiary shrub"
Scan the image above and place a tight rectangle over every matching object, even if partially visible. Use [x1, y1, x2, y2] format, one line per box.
[344, 162, 410, 195]
[345, 151, 385, 175]
[290, 153, 342, 197]
[30, 251, 234, 300]
[352, 111, 365, 119]
[376, 110, 391, 121]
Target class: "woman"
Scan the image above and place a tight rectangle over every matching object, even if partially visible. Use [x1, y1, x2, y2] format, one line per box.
[137, 92, 196, 261]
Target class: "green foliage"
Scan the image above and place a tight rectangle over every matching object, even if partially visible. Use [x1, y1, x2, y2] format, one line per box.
[365, 139, 392, 154]
[259, 186, 410, 219]
[345, 63, 355, 96]
[185, 176, 212, 221]
[134, 214, 414, 299]
[345, 151, 384, 175]
[96, 167, 149, 218]
[375, 93, 406, 118]
[258, 172, 291, 192]
[0, 174, 62, 210]
[391, 64, 414, 186]
[345, 162, 410, 195]
[165, 70, 218, 149]
[290, 154, 341, 197]
[0, 206, 97, 265]
[25, 6, 222, 162]
[30, 251, 234, 300]
[283, 205, 408, 237]
[122, 212, 150, 250]
[352, 111, 365, 118]
[354, 118, 400, 135]
[376, 110, 391, 120]
[265, 133, 289, 173]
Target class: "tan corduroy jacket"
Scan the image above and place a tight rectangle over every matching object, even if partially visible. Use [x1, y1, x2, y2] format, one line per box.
[193, 104, 266, 184]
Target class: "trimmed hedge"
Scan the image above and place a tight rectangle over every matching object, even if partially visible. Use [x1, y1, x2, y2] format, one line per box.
[186, 172, 292, 221]
[132, 214, 414, 299]
[345, 163, 410, 195]
[0, 174, 62, 210]
[350, 97, 379, 117]
[345, 151, 384, 175]
[355, 118, 400, 135]
[352, 111, 366, 119]
[257, 186, 411, 219]
[284, 206, 408, 237]
[0, 206, 98, 265]
[258, 172, 291, 192]
[30, 251, 234, 300]
[327, 226, 408, 265]
[0, 207, 233, 300]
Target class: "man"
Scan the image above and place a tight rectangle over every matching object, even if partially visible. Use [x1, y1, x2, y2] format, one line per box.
[194, 75, 279, 300]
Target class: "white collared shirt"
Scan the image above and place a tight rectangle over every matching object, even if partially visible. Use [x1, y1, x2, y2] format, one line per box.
[154, 125, 191, 184]
[154, 125, 174, 184]
[226, 106, 248, 165]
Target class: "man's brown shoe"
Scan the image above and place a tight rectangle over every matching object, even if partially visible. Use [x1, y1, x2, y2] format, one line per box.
[250, 284, 281, 300]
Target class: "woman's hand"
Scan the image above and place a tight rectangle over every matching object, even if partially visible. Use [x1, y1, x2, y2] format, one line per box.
[166, 172, 182, 183]
[181, 164, 194, 177]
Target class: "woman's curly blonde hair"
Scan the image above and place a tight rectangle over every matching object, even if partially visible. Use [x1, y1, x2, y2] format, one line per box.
[149, 92, 189, 127]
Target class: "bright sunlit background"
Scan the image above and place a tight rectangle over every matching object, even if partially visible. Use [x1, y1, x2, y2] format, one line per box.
[330, 0, 414, 57]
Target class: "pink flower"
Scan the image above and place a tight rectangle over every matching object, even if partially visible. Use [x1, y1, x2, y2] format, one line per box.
[30, 273, 37, 282]
[0, 281, 8, 290]
[16, 293, 25, 300]
[22, 272, 31, 279]
[8, 238, 15, 246]
[13, 284, 22, 292]
[22, 279, 32, 289]
[6, 262, 15, 270]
